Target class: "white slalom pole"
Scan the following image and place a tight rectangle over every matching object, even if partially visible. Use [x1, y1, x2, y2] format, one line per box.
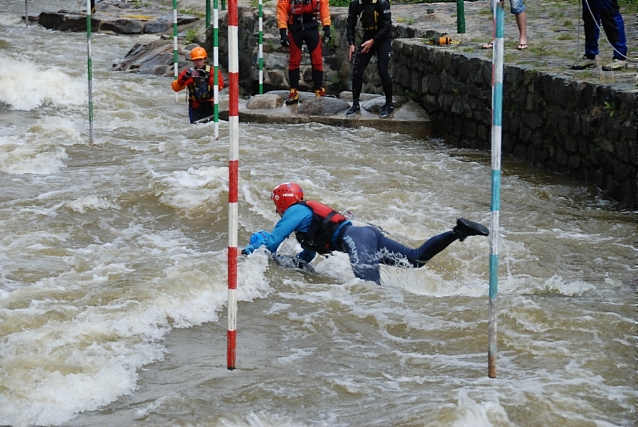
[227, 0, 239, 371]
[173, 0, 179, 103]
[25, 0, 28, 27]
[213, 0, 219, 139]
[488, 0, 504, 379]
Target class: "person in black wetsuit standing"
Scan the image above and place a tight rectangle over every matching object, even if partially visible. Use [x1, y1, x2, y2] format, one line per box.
[345, 0, 394, 119]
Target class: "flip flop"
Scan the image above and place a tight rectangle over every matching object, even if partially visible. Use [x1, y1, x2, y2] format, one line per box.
[517, 43, 528, 50]
[481, 42, 493, 50]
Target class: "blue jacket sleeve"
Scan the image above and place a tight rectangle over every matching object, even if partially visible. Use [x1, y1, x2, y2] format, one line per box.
[243, 204, 315, 257]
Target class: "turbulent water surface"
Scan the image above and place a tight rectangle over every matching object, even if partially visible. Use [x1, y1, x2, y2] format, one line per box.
[0, 1, 636, 426]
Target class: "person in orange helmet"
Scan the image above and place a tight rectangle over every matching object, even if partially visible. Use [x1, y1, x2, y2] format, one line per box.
[277, 0, 332, 105]
[172, 46, 224, 124]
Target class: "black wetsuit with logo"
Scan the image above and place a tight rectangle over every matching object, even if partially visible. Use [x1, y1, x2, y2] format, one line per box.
[346, 0, 393, 105]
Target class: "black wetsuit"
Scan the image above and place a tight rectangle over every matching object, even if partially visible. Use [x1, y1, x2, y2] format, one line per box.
[346, 0, 393, 105]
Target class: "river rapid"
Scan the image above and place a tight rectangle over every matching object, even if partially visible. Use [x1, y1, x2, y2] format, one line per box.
[0, 1, 636, 426]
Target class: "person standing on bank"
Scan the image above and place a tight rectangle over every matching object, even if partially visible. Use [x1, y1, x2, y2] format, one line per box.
[171, 47, 225, 124]
[571, 0, 627, 71]
[277, 0, 332, 105]
[345, 0, 394, 119]
[241, 182, 490, 286]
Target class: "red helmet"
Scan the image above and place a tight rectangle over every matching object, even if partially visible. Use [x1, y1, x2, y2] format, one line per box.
[271, 182, 303, 214]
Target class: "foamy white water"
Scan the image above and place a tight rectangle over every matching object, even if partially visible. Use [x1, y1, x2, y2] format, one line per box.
[0, 1, 636, 426]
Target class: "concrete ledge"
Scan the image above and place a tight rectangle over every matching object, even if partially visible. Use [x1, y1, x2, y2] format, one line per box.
[219, 96, 431, 137]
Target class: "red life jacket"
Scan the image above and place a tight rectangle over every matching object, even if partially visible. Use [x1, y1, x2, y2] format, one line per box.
[290, 0, 320, 16]
[287, 0, 320, 29]
[295, 200, 347, 254]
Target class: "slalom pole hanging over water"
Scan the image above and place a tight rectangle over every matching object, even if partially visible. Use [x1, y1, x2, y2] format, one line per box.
[227, 0, 240, 371]
[488, 0, 504, 379]
[258, 0, 263, 94]
[213, 0, 220, 139]
[86, 0, 94, 143]
[25, 0, 28, 26]
[173, 0, 179, 103]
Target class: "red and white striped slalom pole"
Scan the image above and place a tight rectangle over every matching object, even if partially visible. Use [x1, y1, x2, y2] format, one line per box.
[227, 0, 239, 371]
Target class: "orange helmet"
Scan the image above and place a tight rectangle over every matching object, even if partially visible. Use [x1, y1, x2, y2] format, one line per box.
[271, 182, 303, 214]
[190, 47, 207, 60]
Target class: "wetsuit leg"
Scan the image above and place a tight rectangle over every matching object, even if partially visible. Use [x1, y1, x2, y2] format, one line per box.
[375, 37, 393, 105]
[189, 103, 214, 124]
[341, 226, 460, 285]
[303, 27, 324, 90]
[351, 42, 374, 101]
[289, 30, 304, 89]
[341, 226, 383, 285]
[376, 231, 458, 268]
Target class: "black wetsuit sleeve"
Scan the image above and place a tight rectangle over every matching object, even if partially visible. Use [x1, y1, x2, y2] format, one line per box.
[346, 0, 359, 45]
[372, 0, 391, 43]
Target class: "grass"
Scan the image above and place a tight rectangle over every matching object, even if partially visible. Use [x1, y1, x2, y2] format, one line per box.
[556, 33, 575, 41]
[179, 8, 205, 17]
[396, 16, 416, 25]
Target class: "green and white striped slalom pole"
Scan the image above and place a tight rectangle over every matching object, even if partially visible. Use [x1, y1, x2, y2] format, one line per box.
[213, 0, 219, 139]
[488, 0, 504, 380]
[173, 0, 179, 103]
[258, 0, 263, 94]
[86, 1, 94, 143]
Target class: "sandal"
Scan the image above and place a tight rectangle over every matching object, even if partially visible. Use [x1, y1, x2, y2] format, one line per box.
[481, 42, 493, 50]
[517, 43, 528, 50]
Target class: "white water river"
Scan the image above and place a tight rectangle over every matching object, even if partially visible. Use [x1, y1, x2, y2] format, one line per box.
[0, 1, 636, 426]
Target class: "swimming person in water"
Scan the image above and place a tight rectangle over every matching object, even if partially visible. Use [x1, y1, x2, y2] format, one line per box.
[242, 182, 489, 285]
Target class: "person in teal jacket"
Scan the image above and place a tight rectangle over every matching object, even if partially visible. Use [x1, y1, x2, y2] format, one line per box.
[242, 182, 489, 285]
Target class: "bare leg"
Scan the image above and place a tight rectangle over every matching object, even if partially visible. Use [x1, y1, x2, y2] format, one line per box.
[516, 11, 527, 46]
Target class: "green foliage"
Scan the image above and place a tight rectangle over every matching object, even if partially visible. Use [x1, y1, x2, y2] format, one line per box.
[179, 8, 205, 17]
[328, 27, 337, 50]
[604, 101, 616, 117]
[329, 0, 350, 6]
[185, 28, 198, 44]
[396, 15, 416, 25]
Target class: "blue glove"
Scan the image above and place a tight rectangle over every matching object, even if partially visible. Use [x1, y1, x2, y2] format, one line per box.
[322, 26, 331, 44]
[243, 230, 270, 255]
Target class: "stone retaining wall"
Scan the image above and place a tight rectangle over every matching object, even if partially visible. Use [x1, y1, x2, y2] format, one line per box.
[392, 39, 636, 210]
[207, 7, 637, 210]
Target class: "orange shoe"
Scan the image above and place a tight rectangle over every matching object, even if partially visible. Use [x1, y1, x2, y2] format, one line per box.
[285, 88, 299, 105]
[314, 86, 327, 97]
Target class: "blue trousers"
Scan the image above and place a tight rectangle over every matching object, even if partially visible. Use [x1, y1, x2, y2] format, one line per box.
[340, 225, 458, 285]
[582, 0, 627, 60]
